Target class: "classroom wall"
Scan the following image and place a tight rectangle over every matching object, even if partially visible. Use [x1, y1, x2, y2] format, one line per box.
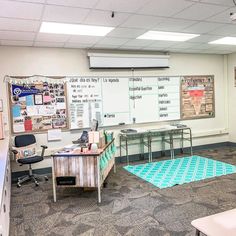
[0, 46, 229, 172]
[227, 53, 236, 142]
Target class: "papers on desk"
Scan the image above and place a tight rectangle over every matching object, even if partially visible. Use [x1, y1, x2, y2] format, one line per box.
[48, 129, 62, 141]
[64, 144, 79, 150]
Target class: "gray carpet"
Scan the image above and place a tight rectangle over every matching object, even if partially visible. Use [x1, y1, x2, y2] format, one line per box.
[10, 147, 236, 236]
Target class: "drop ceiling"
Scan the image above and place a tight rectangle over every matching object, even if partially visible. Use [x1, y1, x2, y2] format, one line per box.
[1, 0, 236, 54]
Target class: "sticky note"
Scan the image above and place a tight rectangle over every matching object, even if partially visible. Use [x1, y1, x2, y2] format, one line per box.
[12, 105, 21, 118]
[26, 95, 34, 106]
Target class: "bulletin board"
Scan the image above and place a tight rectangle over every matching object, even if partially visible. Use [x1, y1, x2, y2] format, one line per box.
[181, 75, 215, 119]
[8, 76, 68, 134]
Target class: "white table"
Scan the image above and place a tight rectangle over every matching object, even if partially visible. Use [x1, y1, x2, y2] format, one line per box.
[191, 208, 236, 236]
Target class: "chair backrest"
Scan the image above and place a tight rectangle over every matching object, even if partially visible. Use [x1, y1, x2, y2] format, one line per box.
[15, 134, 36, 148]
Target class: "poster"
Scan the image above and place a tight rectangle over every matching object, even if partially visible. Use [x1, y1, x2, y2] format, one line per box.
[9, 79, 68, 133]
[181, 75, 215, 119]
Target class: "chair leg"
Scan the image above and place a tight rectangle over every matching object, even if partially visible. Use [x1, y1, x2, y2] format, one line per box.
[34, 174, 48, 181]
[17, 164, 48, 187]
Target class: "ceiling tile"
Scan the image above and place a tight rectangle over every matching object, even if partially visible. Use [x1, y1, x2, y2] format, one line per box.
[0, 17, 40, 31]
[141, 46, 167, 51]
[36, 33, 70, 42]
[187, 43, 216, 49]
[83, 10, 130, 27]
[173, 3, 228, 20]
[148, 41, 178, 48]
[11, 0, 45, 3]
[43, 5, 90, 23]
[182, 22, 225, 33]
[95, 37, 129, 46]
[123, 39, 153, 47]
[92, 44, 120, 49]
[34, 41, 65, 47]
[68, 35, 101, 44]
[202, 48, 235, 54]
[138, 0, 194, 17]
[208, 24, 236, 36]
[0, 40, 33, 46]
[187, 34, 222, 42]
[0, 30, 35, 40]
[120, 14, 165, 29]
[152, 18, 197, 31]
[0, 0, 43, 20]
[95, 0, 149, 13]
[118, 45, 143, 50]
[107, 27, 146, 38]
[206, 7, 236, 23]
[177, 48, 208, 53]
[64, 42, 93, 48]
[200, 0, 235, 7]
[46, 0, 99, 8]
[168, 42, 199, 49]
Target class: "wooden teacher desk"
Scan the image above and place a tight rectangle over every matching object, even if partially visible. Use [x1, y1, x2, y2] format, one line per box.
[51, 139, 116, 203]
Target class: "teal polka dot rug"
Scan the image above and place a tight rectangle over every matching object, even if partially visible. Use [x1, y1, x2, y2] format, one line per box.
[123, 156, 236, 189]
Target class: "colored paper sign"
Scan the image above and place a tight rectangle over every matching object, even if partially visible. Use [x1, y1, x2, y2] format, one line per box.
[189, 90, 204, 97]
[12, 84, 39, 98]
[26, 95, 34, 106]
[12, 105, 21, 118]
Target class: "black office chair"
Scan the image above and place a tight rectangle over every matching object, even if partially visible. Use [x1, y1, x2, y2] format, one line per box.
[12, 134, 48, 187]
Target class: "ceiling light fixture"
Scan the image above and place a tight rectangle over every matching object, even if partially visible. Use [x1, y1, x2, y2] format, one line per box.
[137, 31, 200, 41]
[40, 22, 114, 36]
[209, 37, 236, 45]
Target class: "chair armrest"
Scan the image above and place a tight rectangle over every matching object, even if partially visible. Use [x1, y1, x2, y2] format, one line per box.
[40, 145, 48, 157]
[12, 149, 18, 154]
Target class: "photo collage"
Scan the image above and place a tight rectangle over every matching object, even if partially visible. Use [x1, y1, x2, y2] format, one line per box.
[10, 81, 68, 133]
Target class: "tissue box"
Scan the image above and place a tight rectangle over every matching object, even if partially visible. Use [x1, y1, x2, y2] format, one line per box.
[98, 129, 106, 148]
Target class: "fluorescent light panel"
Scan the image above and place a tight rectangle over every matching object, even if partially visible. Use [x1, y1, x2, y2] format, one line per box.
[209, 37, 236, 45]
[137, 30, 199, 41]
[40, 22, 114, 36]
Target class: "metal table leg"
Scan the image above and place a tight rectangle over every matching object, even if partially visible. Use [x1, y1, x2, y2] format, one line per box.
[189, 128, 193, 156]
[181, 129, 184, 154]
[149, 135, 152, 162]
[170, 132, 174, 159]
[161, 133, 166, 156]
[195, 229, 201, 236]
[125, 137, 129, 165]
[51, 157, 57, 203]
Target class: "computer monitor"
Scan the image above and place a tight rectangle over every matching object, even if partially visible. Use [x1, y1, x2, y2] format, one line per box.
[91, 119, 98, 131]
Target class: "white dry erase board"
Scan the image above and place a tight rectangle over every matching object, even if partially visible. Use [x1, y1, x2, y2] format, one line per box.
[67, 76, 182, 129]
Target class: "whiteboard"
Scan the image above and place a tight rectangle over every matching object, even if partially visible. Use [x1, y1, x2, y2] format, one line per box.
[67, 76, 181, 129]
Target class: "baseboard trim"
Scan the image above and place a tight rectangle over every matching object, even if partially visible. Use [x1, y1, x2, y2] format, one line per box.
[11, 141, 234, 182]
[12, 167, 52, 183]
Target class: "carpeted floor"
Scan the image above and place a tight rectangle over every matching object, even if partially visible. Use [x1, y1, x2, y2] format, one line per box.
[10, 146, 236, 236]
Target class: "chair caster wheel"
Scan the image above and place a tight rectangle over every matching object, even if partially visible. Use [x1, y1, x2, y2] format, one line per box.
[45, 176, 48, 181]
[17, 183, 21, 188]
[35, 182, 39, 187]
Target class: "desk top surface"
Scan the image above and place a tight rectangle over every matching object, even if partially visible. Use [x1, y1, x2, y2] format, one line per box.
[52, 139, 114, 157]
